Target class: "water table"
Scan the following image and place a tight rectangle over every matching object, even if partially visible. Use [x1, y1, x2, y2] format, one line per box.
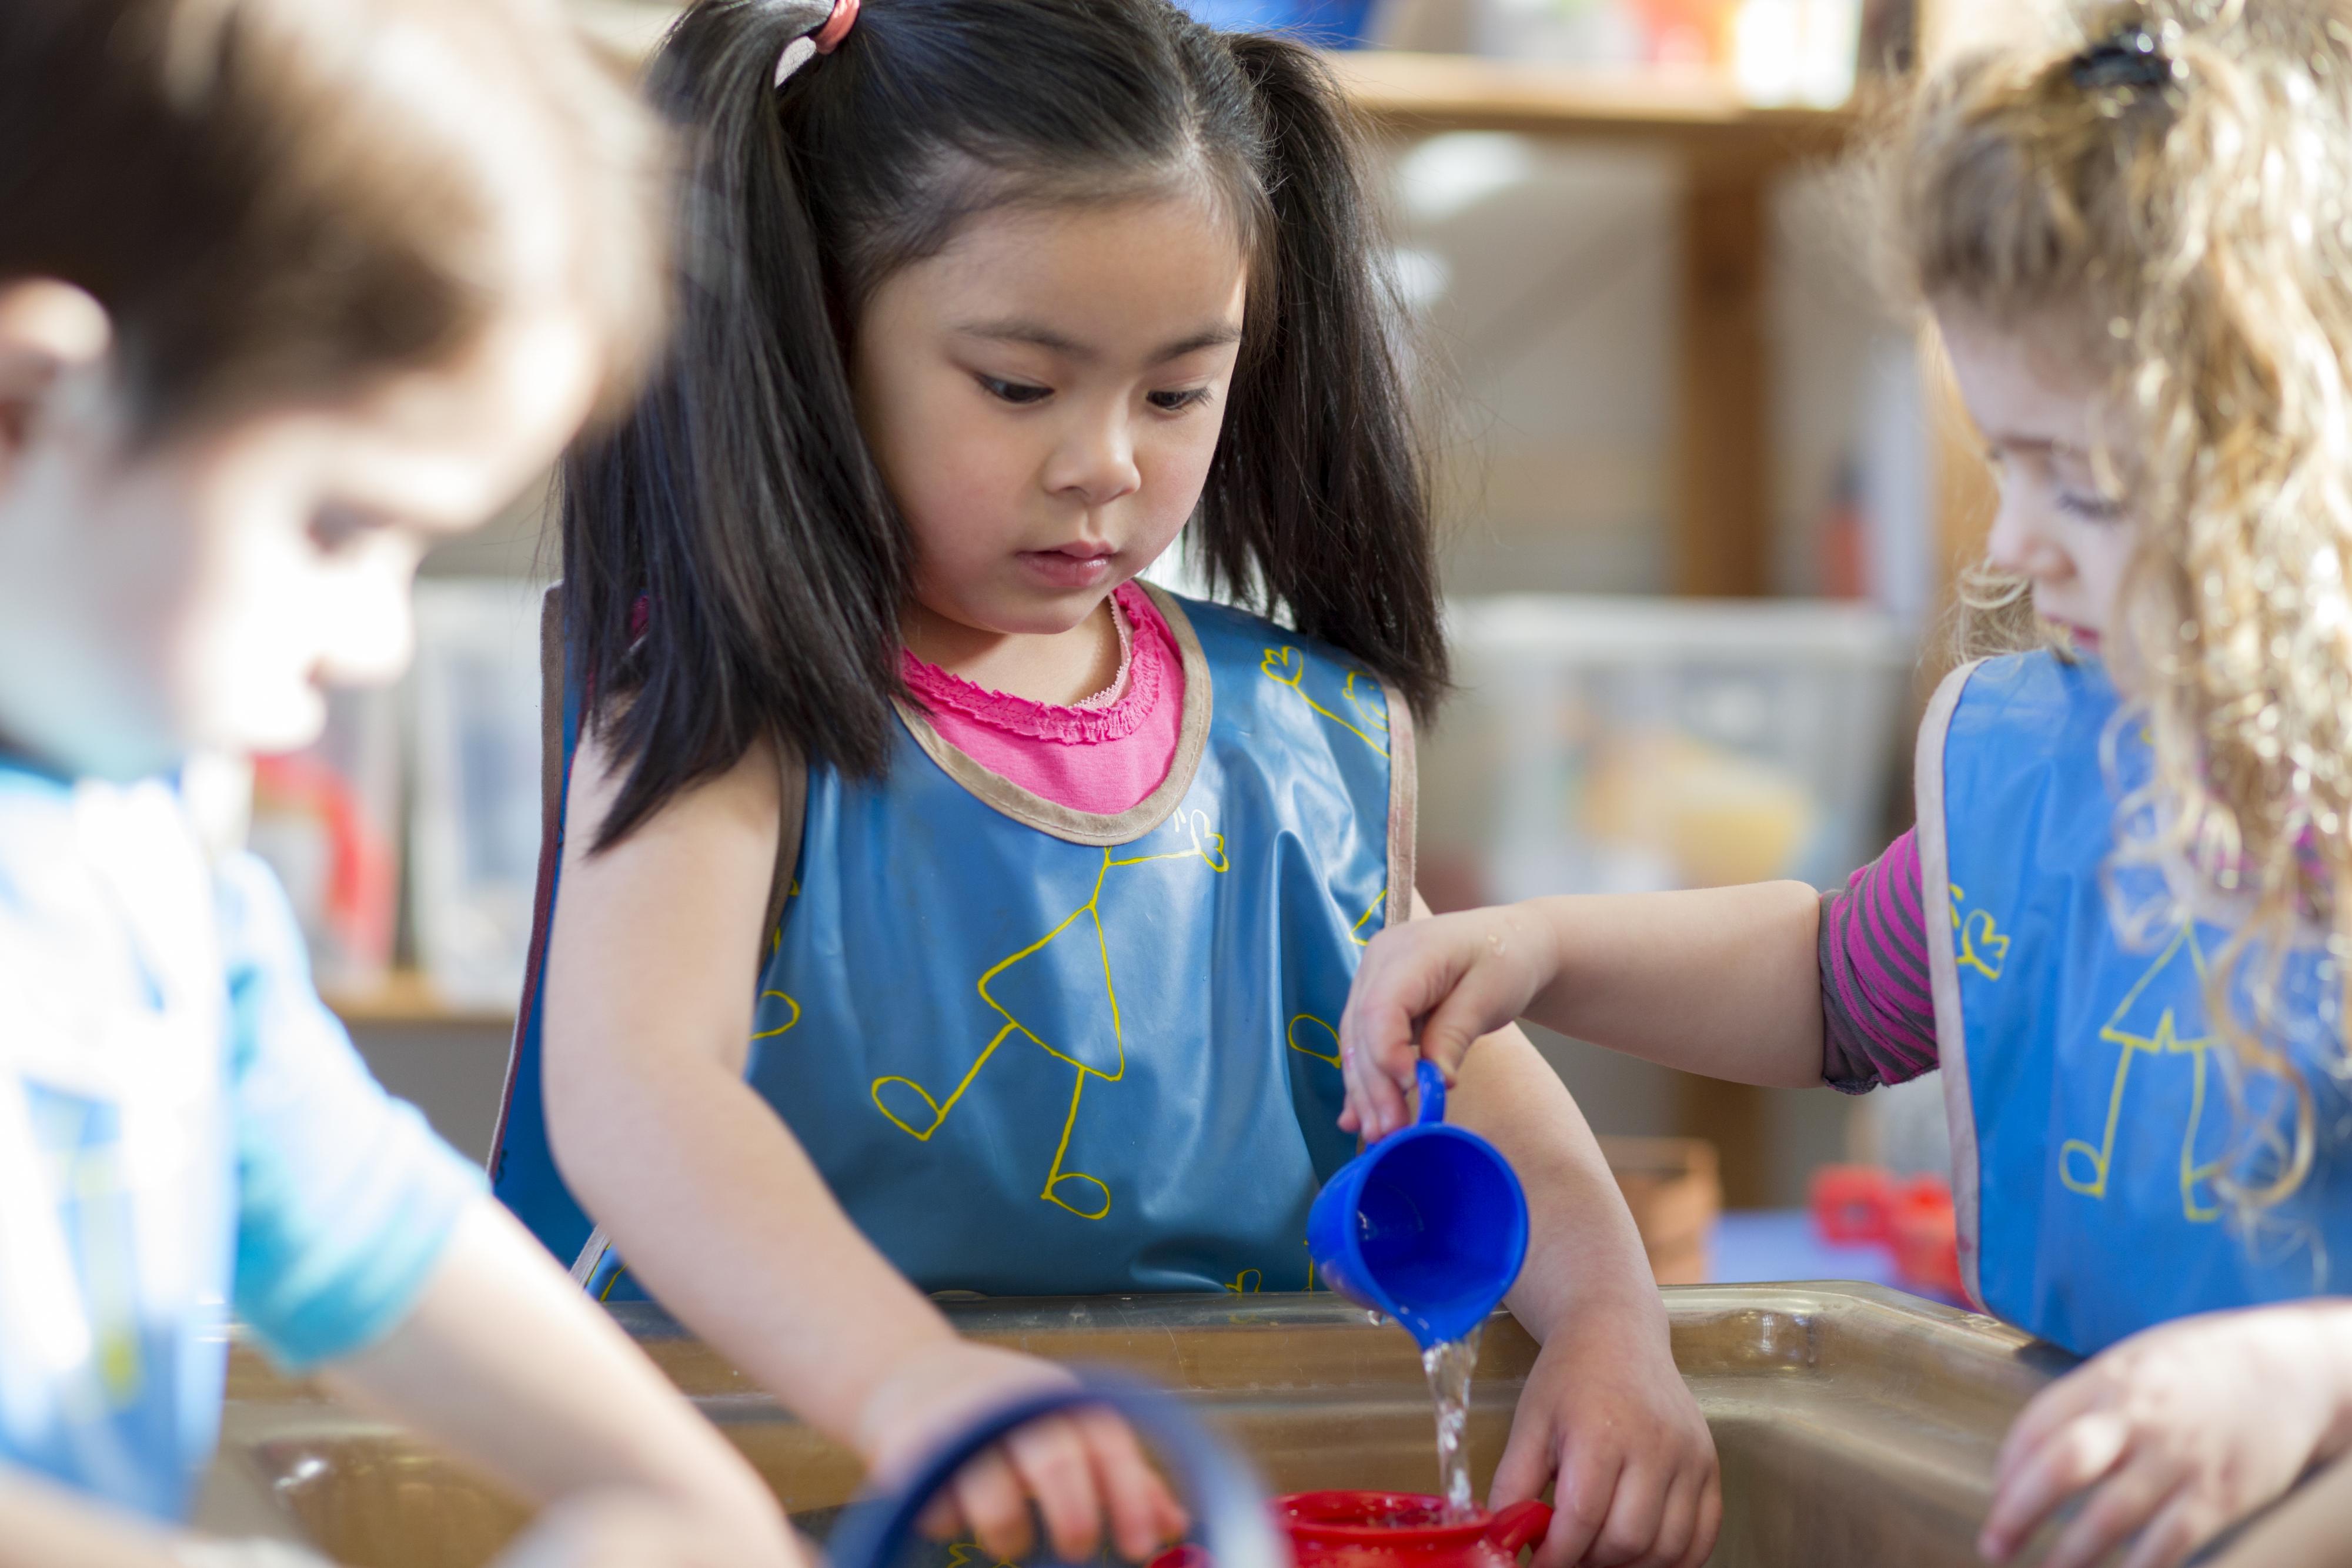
[198, 1283, 2073, 1568]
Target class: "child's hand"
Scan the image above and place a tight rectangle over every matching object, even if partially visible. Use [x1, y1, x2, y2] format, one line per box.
[490, 1492, 801, 1568]
[1339, 905, 1561, 1141]
[1489, 1301, 1719, 1568]
[857, 1339, 1190, 1564]
[1979, 1303, 2352, 1568]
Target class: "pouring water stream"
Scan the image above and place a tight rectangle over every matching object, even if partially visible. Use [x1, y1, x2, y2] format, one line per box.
[1421, 1325, 1484, 1520]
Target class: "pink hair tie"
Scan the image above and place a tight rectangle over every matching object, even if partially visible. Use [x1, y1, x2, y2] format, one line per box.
[774, 0, 858, 86]
[814, 0, 859, 52]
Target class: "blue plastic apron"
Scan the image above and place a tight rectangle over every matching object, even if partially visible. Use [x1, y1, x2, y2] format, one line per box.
[489, 586, 1412, 1299]
[1919, 652, 2352, 1356]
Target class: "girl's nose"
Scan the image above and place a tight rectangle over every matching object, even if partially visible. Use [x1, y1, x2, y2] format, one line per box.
[1984, 493, 2072, 586]
[1044, 410, 1142, 509]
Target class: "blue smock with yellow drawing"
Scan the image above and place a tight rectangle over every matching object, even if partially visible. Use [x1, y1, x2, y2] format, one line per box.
[1919, 651, 2352, 1358]
[490, 587, 1412, 1299]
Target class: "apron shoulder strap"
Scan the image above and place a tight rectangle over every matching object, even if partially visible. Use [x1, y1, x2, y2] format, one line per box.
[538, 584, 567, 837]
[765, 745, 807, 940]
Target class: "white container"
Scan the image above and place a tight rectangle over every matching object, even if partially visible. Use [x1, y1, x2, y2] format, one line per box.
[1732, 0, 1863, 107]
[407, 580, 547, 1010]
[1421, 596, 1913, 907]
[1472, 0, 1646, 67]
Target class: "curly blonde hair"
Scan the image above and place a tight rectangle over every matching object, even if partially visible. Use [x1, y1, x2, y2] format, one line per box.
[1887, 0, 2352, 1222]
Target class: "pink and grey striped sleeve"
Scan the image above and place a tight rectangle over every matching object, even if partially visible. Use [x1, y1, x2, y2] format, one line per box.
[1818, 828, 1940, 1092]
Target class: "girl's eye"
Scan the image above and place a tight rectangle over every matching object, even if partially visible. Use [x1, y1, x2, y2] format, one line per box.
[2057, 490, 2125, 522]
[979, 376, 1051, 406]
[309, 503, 383, 556]
[1148, 387, 1212, 413]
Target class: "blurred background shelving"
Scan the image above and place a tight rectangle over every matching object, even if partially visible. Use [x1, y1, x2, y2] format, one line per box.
[291, 0, 2027, 1242]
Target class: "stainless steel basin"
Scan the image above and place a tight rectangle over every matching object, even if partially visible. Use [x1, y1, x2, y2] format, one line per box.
[199, 1283, 2070, 1568]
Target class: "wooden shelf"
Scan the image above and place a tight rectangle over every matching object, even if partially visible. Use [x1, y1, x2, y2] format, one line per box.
[323, 971, 515, 1029]
[572, 0, 676, 65]
[566, 2, 1863, 165]
[1331, 51, 1860, 166]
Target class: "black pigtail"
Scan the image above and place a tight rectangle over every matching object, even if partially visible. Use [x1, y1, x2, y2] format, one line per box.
[1197, 34, 1449, 721]
[562, 0, 910, 850]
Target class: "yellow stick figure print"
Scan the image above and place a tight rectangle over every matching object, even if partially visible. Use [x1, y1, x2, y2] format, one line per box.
[1949, 884, 2010, 981]
[2057, 922, 2224, 1221]
[1279, 1034, 1341, 1293]
[751, 989, 800, 1042]
[1288, 1014, 1341, 1066]
[869, 809, 1231, 1219]
[1264, 647, 1389, 758]
[943, 1542, 1023, 1568]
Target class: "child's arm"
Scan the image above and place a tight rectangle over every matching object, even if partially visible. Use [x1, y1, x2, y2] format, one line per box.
[213, 857, 798, 1567]
[1447, 1025, 1720, 1568]
[318, 1196, 796, 1560]
[0, 1469, 196, 1568]
[2202, 1439, 2352, 1568]
[1977, 1301, 2352, 1568]
[1338, 884, 1825, 1141]
[541, 736, 1184, 1566]
[1416, 894, 1720, 1568]
[0, 1463, 764, 1568]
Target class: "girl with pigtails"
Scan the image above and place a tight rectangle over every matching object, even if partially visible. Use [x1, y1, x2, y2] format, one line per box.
[488, 2, 1719, 1564]
[1346, 4, 2352, 1567]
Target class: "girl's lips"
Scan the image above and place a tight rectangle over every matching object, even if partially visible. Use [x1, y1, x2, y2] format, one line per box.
[1018, 549, 1114, 590]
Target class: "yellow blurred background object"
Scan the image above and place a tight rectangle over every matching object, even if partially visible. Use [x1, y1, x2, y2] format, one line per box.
[1581, 731, 1818, 889]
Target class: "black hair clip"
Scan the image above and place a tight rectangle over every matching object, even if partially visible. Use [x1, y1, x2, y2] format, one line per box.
[2070, 25, 2175, 91]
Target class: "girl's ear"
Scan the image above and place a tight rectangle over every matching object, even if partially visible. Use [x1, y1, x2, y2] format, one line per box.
[0, 281, 111, 467]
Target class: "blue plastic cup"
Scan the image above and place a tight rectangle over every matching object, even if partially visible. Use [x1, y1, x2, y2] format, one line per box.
[1308, 1061, 1531, 1349]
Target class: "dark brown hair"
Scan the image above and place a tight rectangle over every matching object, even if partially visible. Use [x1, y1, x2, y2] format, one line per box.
[565, 0, 1449, 850]
[0, 0, 669, 437]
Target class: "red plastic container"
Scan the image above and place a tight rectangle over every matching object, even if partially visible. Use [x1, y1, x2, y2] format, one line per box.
[1152, 1492, 1553, 1568]
[1889, 1181, 1962, 1296]
[1810, 1165, 1963, 1299]
[1809, 1165, 1895, 1245]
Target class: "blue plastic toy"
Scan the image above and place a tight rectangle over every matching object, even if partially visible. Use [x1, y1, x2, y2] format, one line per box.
[826, 1372, 1282, 1568]
[1179, 0, 1380, 48]
[1308, 1061, 1531, 1349]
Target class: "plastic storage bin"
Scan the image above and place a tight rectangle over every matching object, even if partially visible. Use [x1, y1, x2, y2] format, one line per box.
[1180, 0, 1380, 45]
[407, 580, 546, 1010]
[1421, 596, 1913, 907]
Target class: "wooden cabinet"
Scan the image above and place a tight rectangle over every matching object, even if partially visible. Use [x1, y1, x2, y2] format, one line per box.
[1334, 51, 1857, 597]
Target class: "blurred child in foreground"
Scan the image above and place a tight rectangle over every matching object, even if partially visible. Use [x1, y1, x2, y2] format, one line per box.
[0, 2, 800, 1564]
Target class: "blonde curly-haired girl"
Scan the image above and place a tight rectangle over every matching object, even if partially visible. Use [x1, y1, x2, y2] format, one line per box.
[1339, 4, 2352, 1566]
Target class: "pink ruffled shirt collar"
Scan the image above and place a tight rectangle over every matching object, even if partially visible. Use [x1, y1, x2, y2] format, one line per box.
[901, 581, 1171, 747]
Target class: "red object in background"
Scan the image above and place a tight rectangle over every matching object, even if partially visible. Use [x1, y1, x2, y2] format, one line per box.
[1151, 1493, 1554, 1568]
[1629, 0, 1736, 65]
[1811, 1165, 1895, 1245]
[1889, 1181, 1963, 1296]
[1819, 463, 1869, 600]
[252, 751, 396, 974]
[1811, 1165, 1962, 1298]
